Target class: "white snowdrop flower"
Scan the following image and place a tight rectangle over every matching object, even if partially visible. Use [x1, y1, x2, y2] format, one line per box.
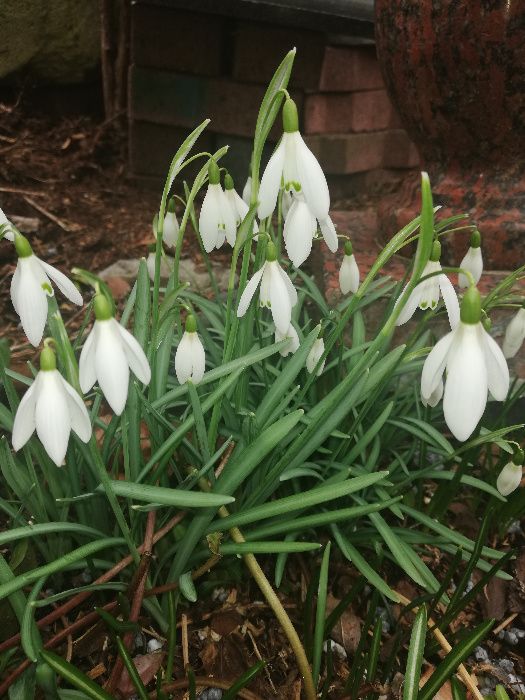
[421, 287, 509, 441]
[503, 306, 525, 358]
[283, 193, 338, 267]
[224, 174, 259, 238]
[242, 175, 252, 206]
[10, 234, 83, 347]
[175, 314, 206, 385]
[198, 161, 236, 253]
[162, 197, 180, 248]
[421, 378, 443, 408]
[79, 294, 151, 415]
[275, 323, 300, 357]
[0, 206, 14, 241]
[339, 241, 360, 295]
[396, 240, 459, 328]
[497, 459, 523, 497]
[258, 98, 330, 222]
[458, 230, 483, 288]
[12, 344, 91, 466]
[237, 241, 297, 334]
[306, 337, 326, 376]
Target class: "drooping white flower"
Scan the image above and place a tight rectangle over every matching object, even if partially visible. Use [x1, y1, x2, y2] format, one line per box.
[496, 460, 523, 496]
[258, 98, 330, 222]
[458, 230, 483, 288]
[198, 161, 236, 253]
[0, 206, 14, 241]
[175, 314, 206, 384]
[275, 323, 300, 357]
[79, 294, 151, 415]
[224, 174, 259, 239]
[283, 194, 338, 267]
[12, 344, 91, 466]
[237, 242, 297, 334]
[503, 307, 525, 359]
[10, 234, 83, 347]
[396, 240, 459, 328]
[339, 241, 360, 294]
[242, 175, 252, 206]
[162, 197, 180, 248]
[306, 337, 326, 376]
[421, 287, 509, 441]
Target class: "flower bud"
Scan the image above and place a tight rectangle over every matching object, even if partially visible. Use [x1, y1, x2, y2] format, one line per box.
[344, 240, 353, 257]
[496, 461, 522, 496]
[224, 173, 234, 191]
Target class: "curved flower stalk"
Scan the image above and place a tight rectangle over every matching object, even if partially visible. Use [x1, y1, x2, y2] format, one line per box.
[339, 240, 360, 294]
[306, 337, 326, 376]
[421, 286, 509, 441]
[502, 305, 525, 358]
[283, 194, 338, 267]
[396, 240, 459, 328]
[10, 233, 83, 347]
[12, 343, 91, 466]
[175, 314, 206, 384]
[79, 293, 151, 415]
[275, 323, 300, 357]
[224, 174, 259, 237]
[237, 241, 297, 334]
[162, 197, 180, 248]
[198, 160, 236, 252]
[458, 229, 483, 288]
[497, 457, 523, 497]
[258, 98, 331, 223]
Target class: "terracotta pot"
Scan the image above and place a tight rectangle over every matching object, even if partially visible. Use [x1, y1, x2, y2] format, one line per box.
[375, 0, 525, 269]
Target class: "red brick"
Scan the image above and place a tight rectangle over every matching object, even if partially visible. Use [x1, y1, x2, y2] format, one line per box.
[319, 46, 385, 92]
[131, 5, 225, 75]
[304, 91, 401, 134]
[305, 131, 420, 175]
[232, 22, 324, 89]
[129, 66, 302, 139]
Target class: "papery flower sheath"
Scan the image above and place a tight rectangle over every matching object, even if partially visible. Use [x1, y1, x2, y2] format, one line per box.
[224, 174, 258, 238]
[198, 160, 236, 253]
[458, 230, 483, 288]
[283, 194, 338, 267]
[237, 241, 297, 334]
[339, 241, 360, 295]
[79, 294, 151, 415]
[502, 306, 525, 359]
[275, 323, 300, 357]
[11, 234, 83, 347]
[258, 98, 330, 222]
[175, 314, 206, 384]
[306, 337, 326, 376]
[497, 459, 523, 496]
[396, 240, 459, 328]
[12, 344, 91, 466]
[421, 286, 509, 441]
[162, 197, 180, 248]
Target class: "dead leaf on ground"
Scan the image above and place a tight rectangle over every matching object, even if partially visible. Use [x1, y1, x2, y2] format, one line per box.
[326, 594, 361, 655]
[117, 650, 164, 697]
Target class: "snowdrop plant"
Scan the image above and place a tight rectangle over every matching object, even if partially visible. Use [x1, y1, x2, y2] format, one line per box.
[496, 451, 523, 496]
[502, 303, 525, 358]
[283, 193, 338, 267]
[458, 229, 483, 288]
[162, 196, 180, 248]
[339, 240, 360, 294]
[198, 160, 237, 252]
[174, 313, 206, 384]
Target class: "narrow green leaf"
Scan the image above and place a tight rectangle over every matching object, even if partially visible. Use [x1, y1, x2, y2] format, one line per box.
[41, 650, 114, 700]
[179, 572, 197, 602]
[403, 606, 427, 700]
[313, 542, 331, 685]
[102, 480, 234, 508]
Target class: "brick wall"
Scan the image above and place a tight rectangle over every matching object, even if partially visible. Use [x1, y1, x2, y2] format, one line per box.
[128, 4, 419, 191]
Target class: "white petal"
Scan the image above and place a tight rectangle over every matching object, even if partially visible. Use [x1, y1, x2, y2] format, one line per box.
[275, 324, 300, 357]
[294, 133, 330, 221]
[116, 322, 151, 385]
[503, 308, 525, 358]
[281, 190, 293, 220]
[190, 333, 206, 384]
[35, 371, 72, 466]
[237, 266, 265, 318]
[269, 262, 292, 334]
[319, 216, 338, 254]
[12, 376, 40, 451]
[306, 338, 326, 376]
[259, 265, 272, 306]
[418, 261, 441, 311]
[496, 462, 522, 496]
[175, 332, 194, 384]
[395, 283, 421, 326]
[443, 323, 488, 441]
[438, 275, 460, 329]
[94, 320, 130, 415]
[258, 140, 286, 219]
[242, 176, 252, 206]
[199, 185, 221, 253]
[458, 247, 483, 288]
[38, 259, 83, 306]
[163, 211, 179, 248]
[339, 255, 359, 294]
[283, 199, 313, 267]
[60, 376, 92, 443]
[480, 327, 509, 401]
[0, 207, 14, 241]
[79, 326, 97, 393]
[421, 378, 443, 408]
[276, 264, 298, 308]
[421, 329, 455, 399]
[11, 257, 49, 346]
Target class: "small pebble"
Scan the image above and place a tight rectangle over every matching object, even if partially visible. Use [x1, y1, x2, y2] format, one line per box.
[497, 658, 515, 674]
[198, 689, 223, 700]
[146, 638, 163, 653]
[211, 587, 228, 603]
[80, 569, 92, 583]
[507, 520, 522, 534]
[503, 630, 519, 646]
[507, 674, 525, 694]
[475, 646, 489, 662]
[134, 632, 145, 650]
[323, 639, 347, 659]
